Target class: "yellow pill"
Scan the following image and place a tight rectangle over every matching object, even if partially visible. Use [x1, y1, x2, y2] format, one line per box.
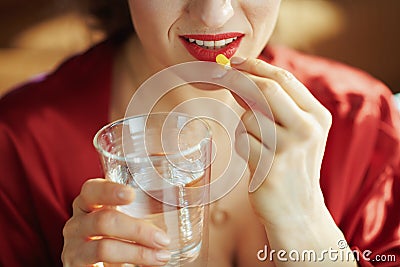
[216, 54, 230, 67]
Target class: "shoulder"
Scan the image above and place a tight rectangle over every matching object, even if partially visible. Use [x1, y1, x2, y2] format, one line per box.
[262, 44, 400, 156]
[261, 44, 398, 123]
[0, 39, 114, 130]
[261, 45, 393, 102]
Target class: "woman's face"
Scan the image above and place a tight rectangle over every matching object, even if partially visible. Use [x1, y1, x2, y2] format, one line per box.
[128, 0, 281, 67]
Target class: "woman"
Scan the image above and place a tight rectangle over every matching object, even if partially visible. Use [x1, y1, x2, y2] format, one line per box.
[0, 1, 399, 266]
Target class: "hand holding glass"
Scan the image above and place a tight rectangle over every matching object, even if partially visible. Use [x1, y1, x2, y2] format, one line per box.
[93, 112, 212, 266]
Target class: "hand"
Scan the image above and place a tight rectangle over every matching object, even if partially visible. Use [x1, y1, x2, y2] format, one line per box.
[231, 58, 358, 266]
[231, 57, 332, 227]
[62, 178, 171, 266]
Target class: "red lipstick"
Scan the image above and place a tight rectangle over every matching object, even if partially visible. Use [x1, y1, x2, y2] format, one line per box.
[180, 32, 244, 62]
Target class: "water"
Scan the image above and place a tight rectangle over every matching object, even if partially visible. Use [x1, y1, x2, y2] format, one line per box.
[107, 160, 208, 266]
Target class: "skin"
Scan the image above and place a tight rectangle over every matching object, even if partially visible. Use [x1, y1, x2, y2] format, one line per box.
[62, 1, 358, 266]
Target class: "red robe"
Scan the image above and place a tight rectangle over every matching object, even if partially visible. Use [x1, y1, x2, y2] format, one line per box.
[0, 39, 399, 266]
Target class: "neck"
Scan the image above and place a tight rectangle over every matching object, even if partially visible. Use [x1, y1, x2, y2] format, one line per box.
[110, 35, 160, 120]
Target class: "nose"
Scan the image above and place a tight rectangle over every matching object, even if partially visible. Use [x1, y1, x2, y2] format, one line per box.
[188, 0, 234, 28]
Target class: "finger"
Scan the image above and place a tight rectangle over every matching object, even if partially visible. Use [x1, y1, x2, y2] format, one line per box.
[235, 129, 274, 192]
[213, 68, 273, 118]
[240, 110, 285, 150]
[79, 238, 171, 266]
[73, 179, 135, 215]
[231, 57, 323, 112]
[230, 91, 252, 111]
[240, 73, 306, 127]
[66, 208, 171, 249]
[222, 68, 304, 127]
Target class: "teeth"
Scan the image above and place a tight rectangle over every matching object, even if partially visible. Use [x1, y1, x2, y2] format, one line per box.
[203, 40, 214, 47]
[215, 39, 226, 46]
[225, 38, 233, 44]
[187, 36, 240, 49]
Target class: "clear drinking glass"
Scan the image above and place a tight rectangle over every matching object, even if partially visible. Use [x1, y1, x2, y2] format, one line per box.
[93, 112, 212, 266]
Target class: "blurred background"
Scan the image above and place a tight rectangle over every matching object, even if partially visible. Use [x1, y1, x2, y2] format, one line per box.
[0, 0, 399, 97]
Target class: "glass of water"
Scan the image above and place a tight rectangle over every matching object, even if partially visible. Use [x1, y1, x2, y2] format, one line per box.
[93, 112, 212, 266]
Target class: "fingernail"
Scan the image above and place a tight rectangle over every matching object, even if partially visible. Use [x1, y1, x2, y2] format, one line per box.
[117, 187, 133, 200]
[154, 231, 171, 246]
[155, 250, 171, 261]
[230, 56, 246, 65]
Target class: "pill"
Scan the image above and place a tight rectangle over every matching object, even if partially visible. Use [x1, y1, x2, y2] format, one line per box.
[216, 54, 231, 68]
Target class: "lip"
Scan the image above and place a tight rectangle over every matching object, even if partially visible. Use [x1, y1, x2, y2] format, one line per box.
[180, 32, 244, 62]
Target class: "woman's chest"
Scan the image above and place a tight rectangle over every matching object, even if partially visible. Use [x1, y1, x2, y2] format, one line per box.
[200, 177, 275, 267]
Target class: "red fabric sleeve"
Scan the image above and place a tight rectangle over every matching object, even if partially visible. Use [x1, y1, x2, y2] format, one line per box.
[261, 46, 400, 266]
[0, 123, 52, 266]
[346, 91, 399, 267]
[323, 84, 400, 267]
[0, 39, 112, 267]
[351, 247, 374, 267]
